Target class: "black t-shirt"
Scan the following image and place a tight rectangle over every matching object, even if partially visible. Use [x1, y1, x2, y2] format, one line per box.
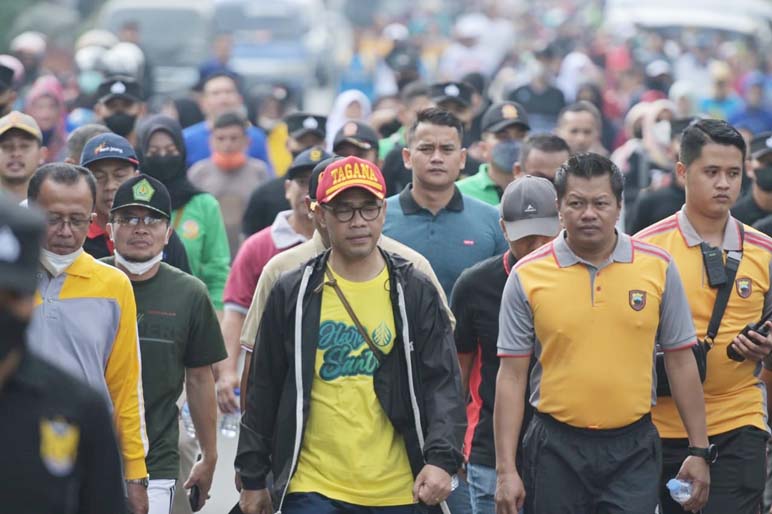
[451, 251, 533, 469]
[628, 182, 685, 235]
[0, 351, 126, 514]
[102, 260, 227, 478]
[732, 192, 772, 227]
[753, 214, 772, 236]
[242, 176, 290, 237]
[83, 229, 192, 274]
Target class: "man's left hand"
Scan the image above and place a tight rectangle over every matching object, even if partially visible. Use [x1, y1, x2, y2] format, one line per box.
[729, 321, 772, 362]
[126, 482, 149, 514]
[676, 455, 710, 513]
[215, 373, 240, 414]
[413, 464, 452, 506]
[183, 456, 217, 511]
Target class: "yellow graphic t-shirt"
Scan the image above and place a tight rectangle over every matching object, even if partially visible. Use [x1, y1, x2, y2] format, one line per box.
[288, 266, 415, 506]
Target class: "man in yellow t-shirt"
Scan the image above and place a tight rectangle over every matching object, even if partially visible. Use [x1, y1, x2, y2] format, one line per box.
[237, 156, 465, 514]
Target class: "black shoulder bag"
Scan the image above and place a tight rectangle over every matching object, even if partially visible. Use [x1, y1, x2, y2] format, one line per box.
[656, 226, 743, 397]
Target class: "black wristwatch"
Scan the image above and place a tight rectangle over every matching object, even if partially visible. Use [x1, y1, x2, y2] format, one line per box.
[688, 444, 718, 464]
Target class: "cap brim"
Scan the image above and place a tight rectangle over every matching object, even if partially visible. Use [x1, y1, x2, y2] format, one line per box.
[0, 263, 37, 295]
[0, 125, 42, 143]
[286, 165, 314, 180]
[290, 128, 325, 140]
[435, 96, 470, 108]
[110, 202, 170, 218]
[321, 183, 385, 204]
[486, 119, 530, 134]
[333, 137, 374, 151]
[503, 217, 560, 242]
[100, 93, 140, 104]
[82, 155, 139, 167]
[752, 148, 772, 159]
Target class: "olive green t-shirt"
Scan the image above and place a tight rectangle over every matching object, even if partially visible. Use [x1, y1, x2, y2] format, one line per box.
[102, 259, 227, 479]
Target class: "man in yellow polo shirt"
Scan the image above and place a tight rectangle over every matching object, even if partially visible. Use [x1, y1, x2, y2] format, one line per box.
[494, 153, 711, 514]
[637, 119, 772, 514]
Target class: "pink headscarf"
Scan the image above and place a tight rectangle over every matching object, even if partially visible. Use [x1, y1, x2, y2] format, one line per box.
[25, 75, 67, 162]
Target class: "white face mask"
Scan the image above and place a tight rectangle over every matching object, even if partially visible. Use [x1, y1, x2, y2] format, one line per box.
[114, 250, 163, 277]
[40, 248, 83, 277]
[653, 120, 671, 146]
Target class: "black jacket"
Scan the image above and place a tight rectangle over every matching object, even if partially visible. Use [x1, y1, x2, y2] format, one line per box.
[236, 248, 466, 509]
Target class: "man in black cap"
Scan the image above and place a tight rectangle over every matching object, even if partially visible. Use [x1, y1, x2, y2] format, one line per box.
[732, 131, 772, 227]
[94, 75, 146, 145]
[332, 120, 379, 161]
[457, 102, 530, 205]
[430, 81, 476, 147]
[242, 114, 326, 237]
[0, 64, 17, 117]
[103, 174, 226, 514]
[80, 132, 190, 273]
[0, 195, 126, 514]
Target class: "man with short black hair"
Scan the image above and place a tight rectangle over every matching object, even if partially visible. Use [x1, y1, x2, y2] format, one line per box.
[515, 133, 570, 182]
[637, 119, 772, 514]
[556, 101, 604, 155]
[0, 111, 47, 202]
[189, 111, 271, 257]
[496, 152, 710, 514]
[103, 174, 226, 514]
[457, 101, 530, 205]
[385, 107, 507, 297]
[94, 75, 146, 145]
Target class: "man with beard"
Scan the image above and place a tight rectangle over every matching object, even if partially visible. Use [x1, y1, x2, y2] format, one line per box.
[94, 76, 146, 147]
[103, 175, 226, 514]
[732, 131, 772, 227]
[0, 111, 47, 202]
[0, 194, 126, 514]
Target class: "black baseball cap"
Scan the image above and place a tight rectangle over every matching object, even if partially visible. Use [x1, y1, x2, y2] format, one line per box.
[111, 174, 171, 219]
[97, 75, 142, 104]
[287, 146, 331, 180]
[333, 121, 379, 152]
[308, 156, 343, 201]
[482, 102, 530, 133]
[0, 194, 45, 295]
[285, 112, 326, 140]
[80, 133, 139, 168]
[751, 131, 772, 159]
[0, 64, 14, 92]
[430, 81, 474, 108]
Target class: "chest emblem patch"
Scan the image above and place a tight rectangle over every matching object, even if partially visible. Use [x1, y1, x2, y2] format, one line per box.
[736, 278, 752, 298]
[629, 290, 647, 311]
[40, 417, 80, 476]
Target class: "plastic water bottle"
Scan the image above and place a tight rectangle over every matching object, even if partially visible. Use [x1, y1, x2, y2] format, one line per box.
[666, 478, 692, 504]
[181, 401, 196, 438]
[220, 388, 241, 438]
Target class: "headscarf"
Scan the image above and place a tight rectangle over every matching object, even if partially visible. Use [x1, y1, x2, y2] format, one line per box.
[641, 99, 676, 170]
[325, 89, 372, 150]
[135, 114, 202, 210]
[173, 97, 204, 129]
[25, 75, 67, 161]
[556, 52, 597, 103]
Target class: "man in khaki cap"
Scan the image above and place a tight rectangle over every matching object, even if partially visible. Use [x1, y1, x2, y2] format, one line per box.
[0, 111, 46, 202]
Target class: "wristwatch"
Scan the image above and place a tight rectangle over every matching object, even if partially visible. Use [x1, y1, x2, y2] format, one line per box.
[125, 477, 149, 488]
[688, 444, 718, 464]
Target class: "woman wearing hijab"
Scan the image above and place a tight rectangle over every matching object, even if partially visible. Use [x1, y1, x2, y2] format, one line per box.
[136, 114, 230, 311]
[25, 75, 68, 162]
[324, 89, 372, 150]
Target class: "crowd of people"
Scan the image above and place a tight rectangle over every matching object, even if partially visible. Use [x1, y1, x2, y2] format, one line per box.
[2, 2, 772, 514]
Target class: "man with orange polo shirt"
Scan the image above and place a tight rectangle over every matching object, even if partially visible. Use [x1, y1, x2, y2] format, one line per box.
[494, 153, 710, 514]
[636, 119, 772, 514]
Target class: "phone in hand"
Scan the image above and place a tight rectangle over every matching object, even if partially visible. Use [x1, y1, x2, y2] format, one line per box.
[188, 453, 202, 511]
[727, 322, 771, 362]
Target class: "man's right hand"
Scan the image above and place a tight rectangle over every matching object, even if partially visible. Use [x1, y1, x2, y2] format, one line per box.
[495, 470, 526, 514]
[239, 488, 272, 514]
[215, 373, 240, 414]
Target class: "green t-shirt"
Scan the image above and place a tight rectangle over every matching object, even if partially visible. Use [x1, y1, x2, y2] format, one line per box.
[455, 163, 503, 206]
[102, 259, 227, 479]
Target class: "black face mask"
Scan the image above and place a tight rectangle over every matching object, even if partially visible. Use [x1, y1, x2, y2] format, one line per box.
[143, 154, 185, 182]
[756, 166, 772, 192]
[104, 112, 137, 137]
[0, 307, 27, 361]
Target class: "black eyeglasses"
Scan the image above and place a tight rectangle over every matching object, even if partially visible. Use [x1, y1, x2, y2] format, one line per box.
[113, 215, 166, 227]
[321, 203, 383, 222]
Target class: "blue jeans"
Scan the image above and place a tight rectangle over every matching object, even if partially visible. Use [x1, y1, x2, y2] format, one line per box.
[466, 464, 496, 514]
[282, 493, 418, 514]
[445, 475, 472, 514]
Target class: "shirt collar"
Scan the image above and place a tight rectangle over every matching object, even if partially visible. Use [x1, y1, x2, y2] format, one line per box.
[270, 210, 308, 250]
[398, 183, 465, 214]
[65, 250, 94, 278]
[676, 207, 742, 250]
[552, 229, 633, 269]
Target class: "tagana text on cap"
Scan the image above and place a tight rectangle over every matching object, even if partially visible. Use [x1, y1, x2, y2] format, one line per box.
[316, 156, 386, 204]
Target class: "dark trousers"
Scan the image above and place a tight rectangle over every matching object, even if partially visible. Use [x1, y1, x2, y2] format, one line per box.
[283, 493, 419, 514]
[522, 412, 661, 514]
[659, 426, 768, 514]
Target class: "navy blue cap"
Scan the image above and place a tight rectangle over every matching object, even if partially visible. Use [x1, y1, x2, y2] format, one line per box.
[287, 146, 332, 180]
[80, 133, 139, 168]
[430, 81, 474, 108]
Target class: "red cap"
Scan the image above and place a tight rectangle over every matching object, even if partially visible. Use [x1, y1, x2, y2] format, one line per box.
[316, 156, 386, 204]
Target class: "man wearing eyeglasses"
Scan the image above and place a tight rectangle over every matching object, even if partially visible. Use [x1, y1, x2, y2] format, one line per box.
[102, 174, 227, 514]
[237, 155, 466, 514]
[25, 162, 150, 514]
